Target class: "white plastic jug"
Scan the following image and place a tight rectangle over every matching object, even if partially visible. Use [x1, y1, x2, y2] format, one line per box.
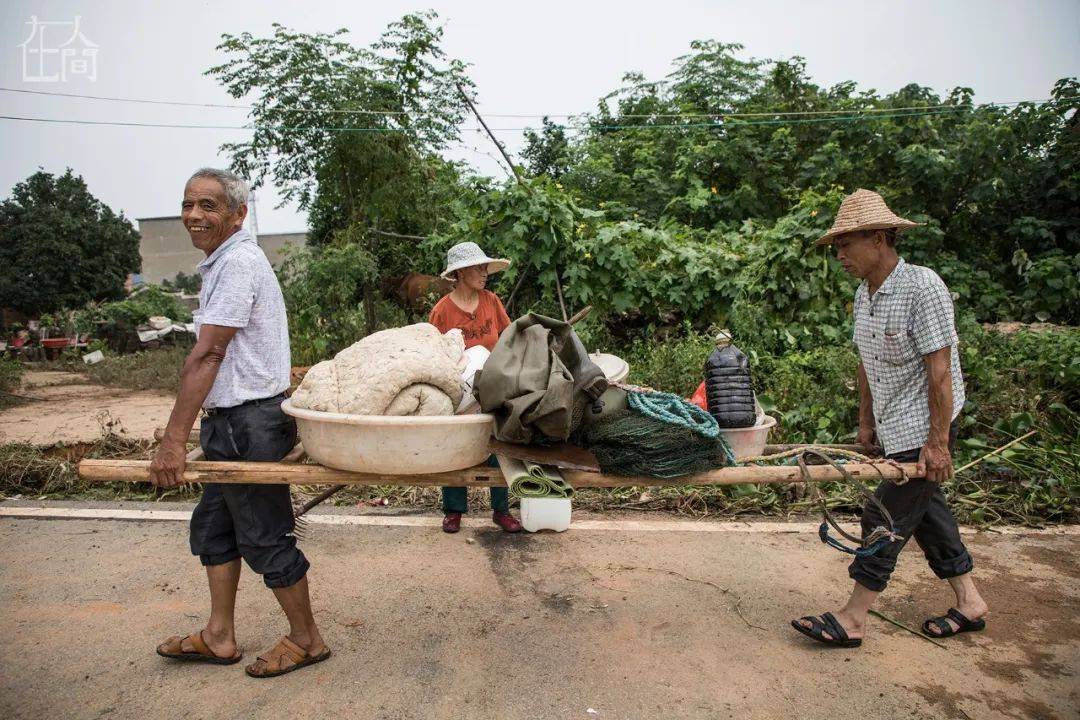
[519, 497, 572, 533]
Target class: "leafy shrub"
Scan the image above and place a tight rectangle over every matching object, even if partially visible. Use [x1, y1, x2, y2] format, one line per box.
[725, 188, 856, 353]
[0, 356, 25, 410]
[106, 286, 191, 324]
[67, 286, 192, 352]
[623, 329, 715, 395]
[161, 271, 202, 294]
[279, 238, 407, 366]
[958, 320, 1079, 432]
[1015, 250, 1079, 324]
[752, 346, 860, 444]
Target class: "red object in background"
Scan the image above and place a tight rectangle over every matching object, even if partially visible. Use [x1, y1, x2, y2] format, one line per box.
[689, 381, 708, 410]
[41, 337, 76, 349]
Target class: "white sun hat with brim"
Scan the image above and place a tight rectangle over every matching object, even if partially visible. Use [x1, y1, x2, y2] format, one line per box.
[440, 241, 511, 280]
[816, 189, 922, 246]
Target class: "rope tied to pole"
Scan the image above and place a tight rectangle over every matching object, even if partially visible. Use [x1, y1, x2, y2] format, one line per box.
[791, 448, 908, 557]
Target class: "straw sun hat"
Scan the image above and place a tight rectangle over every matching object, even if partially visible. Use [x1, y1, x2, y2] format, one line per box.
[816, 189, 922, 246]
[440, 241, 511, 280]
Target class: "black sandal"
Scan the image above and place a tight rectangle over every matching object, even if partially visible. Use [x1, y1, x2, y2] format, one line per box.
[790, 612, 862, 648]
[922, 608, 985, 638]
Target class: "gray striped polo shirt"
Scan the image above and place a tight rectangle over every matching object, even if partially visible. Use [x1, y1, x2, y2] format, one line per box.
[195, 229, 291, 409]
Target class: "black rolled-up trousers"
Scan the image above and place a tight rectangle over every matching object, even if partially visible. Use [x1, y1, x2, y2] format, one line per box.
[189, 395, 309, 589]
[848, 420, 973, 593]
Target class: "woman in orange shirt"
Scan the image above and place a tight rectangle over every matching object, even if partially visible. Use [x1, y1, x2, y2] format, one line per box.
[429, 242, 522, 534]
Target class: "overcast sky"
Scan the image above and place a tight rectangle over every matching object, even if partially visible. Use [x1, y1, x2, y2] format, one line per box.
[2, 0, 1077, 235]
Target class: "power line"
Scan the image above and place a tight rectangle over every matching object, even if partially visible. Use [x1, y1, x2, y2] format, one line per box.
[1, 85, 1072, 120]
[0, 86, 413, 116]
[446, 140, 517, 180]
[0, 115, 389, 131]
[0, 106, 1036, 134]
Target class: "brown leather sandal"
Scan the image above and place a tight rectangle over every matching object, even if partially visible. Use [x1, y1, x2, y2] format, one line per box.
[156, 630, 242, 665]
[245, 636, 331, 679]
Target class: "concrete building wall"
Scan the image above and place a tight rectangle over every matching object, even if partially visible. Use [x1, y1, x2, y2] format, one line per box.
[136, 217, 305, 284]
[258, 232, 306, 269]
[137, 217, 204, 284]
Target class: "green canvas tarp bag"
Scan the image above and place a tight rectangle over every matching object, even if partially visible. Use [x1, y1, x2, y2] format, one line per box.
[474, 313, 608, 444]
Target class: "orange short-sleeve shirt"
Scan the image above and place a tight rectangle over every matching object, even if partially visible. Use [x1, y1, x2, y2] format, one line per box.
[428, 290, 511, 351]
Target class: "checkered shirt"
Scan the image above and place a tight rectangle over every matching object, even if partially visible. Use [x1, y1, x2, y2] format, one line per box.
[852, 258, 965, 455]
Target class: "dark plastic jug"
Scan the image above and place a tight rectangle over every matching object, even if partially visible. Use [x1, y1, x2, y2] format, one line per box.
[703, 332, 756, 428]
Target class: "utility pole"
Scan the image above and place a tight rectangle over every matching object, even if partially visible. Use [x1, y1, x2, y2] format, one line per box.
[455, 82, 571, 320]
[249, 189, 260, 245]
[455, 82, 530, 192]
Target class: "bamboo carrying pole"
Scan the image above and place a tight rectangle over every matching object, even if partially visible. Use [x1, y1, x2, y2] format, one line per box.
[78, 458, 919, 487]
[80, 459, 506, 487]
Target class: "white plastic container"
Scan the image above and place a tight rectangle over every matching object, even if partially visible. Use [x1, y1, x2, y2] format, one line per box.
[456, 345, 490, 415]
[720, 414, 777, 460]
[281, 398, 494, 474]
[519, 497, 572, 533]
[590, 352, 630, 383]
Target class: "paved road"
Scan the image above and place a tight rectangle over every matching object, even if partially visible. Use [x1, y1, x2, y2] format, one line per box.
[1, 504, 1077, 720]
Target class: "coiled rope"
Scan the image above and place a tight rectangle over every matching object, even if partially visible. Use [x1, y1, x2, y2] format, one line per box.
[626, 390, 720, 438]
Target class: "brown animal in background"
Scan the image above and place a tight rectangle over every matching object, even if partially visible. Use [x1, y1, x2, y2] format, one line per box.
[290, 365, 311, 392]
[381, 272, 453, 311]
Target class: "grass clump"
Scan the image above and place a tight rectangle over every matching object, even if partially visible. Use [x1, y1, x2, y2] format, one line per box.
[0, 431, 198, 501]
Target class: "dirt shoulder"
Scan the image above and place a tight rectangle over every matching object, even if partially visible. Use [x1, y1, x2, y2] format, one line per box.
[0, 371, 175, 445]
[1, 510, 1076, 720]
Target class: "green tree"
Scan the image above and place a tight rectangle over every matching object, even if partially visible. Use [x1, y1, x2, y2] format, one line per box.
[0, 169, 140, 316]
[548, 42, 1078, 325]
[207, 11, 475, 336]
[277, 223, 386, 364]
[522, 117, 572, 179]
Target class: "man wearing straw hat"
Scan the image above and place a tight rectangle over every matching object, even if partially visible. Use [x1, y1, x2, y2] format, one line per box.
[792, 189, 989, 648]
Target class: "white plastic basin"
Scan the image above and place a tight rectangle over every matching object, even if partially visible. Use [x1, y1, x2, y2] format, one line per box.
[720, 414, 777, 460]
[281, 398, 494, 474]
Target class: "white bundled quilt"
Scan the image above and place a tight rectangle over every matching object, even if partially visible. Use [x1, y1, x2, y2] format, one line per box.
[290, 323, 466, 416]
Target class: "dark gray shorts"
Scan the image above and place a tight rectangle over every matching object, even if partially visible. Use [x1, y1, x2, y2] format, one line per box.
[189, 395, 309, 589]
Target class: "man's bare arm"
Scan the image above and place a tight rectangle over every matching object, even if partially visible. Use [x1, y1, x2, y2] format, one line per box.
[920, 346, 955, 482]
[856, 361, 876, 450]
[150, 324, 239, 488]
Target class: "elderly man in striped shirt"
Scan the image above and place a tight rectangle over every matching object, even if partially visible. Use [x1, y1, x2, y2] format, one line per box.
[150, 168, 330, 677]
[792, 189, 989, 648]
